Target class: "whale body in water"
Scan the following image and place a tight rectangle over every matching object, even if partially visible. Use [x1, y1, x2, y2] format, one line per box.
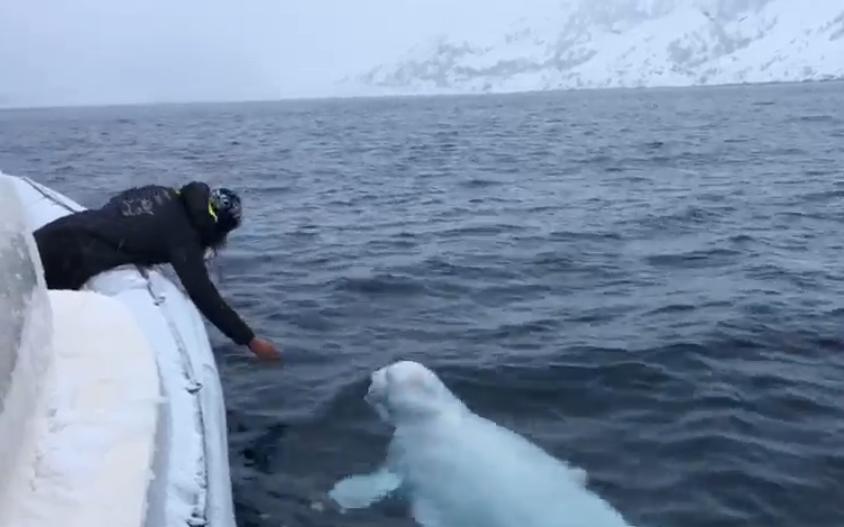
[328, 360, 635, 527]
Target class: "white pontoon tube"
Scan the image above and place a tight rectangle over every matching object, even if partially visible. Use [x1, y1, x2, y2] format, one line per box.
[0, 171, 237, 527]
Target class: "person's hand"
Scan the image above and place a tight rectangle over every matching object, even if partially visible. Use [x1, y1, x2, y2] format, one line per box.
[248, 337, 281, 361]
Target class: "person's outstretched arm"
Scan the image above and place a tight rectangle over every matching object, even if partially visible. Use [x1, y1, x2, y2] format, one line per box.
[168, 240, 256, 346]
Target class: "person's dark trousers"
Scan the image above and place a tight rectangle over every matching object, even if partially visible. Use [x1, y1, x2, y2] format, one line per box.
[32, 226, 90, 291]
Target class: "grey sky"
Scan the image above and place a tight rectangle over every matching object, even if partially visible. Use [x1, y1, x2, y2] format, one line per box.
[0, 0, 540, 107]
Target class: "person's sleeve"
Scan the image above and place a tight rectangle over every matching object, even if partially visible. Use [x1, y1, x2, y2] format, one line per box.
[179, 181, 211, 212]
[168, 240, 255, 346]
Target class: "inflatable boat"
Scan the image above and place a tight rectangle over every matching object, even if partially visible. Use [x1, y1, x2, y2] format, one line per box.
[0, 171, 236, 527]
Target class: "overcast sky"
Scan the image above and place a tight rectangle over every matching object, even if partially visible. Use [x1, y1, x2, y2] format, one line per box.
[0, 0, 544, 107]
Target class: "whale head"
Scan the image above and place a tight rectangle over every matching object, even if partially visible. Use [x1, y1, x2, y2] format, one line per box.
[365, 360, 465, 426]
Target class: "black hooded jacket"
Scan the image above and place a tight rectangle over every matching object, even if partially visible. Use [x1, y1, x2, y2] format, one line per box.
[33, 181, 255, 346]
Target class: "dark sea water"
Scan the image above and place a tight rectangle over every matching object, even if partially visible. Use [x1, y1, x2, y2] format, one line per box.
[2, 81, 844, 527]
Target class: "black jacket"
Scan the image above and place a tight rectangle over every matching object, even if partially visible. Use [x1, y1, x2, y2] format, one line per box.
[33, 182, 255, 346]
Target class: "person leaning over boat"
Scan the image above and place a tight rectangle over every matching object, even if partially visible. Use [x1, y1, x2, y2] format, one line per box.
[31, 181, 280, 361]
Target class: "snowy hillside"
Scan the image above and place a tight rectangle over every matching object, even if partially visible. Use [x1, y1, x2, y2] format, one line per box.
[337, 0, 844, 96]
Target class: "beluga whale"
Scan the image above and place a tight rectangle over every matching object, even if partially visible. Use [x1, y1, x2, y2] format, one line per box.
[328, 360, 636, 527]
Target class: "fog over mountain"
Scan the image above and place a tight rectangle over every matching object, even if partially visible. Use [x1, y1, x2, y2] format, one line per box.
[338, 0, 844, 96]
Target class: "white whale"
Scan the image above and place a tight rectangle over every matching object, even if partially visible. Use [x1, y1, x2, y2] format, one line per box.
[328, 360, 635, 527]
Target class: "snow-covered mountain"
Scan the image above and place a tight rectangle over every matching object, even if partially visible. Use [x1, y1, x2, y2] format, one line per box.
[337, 0, 844, 96]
